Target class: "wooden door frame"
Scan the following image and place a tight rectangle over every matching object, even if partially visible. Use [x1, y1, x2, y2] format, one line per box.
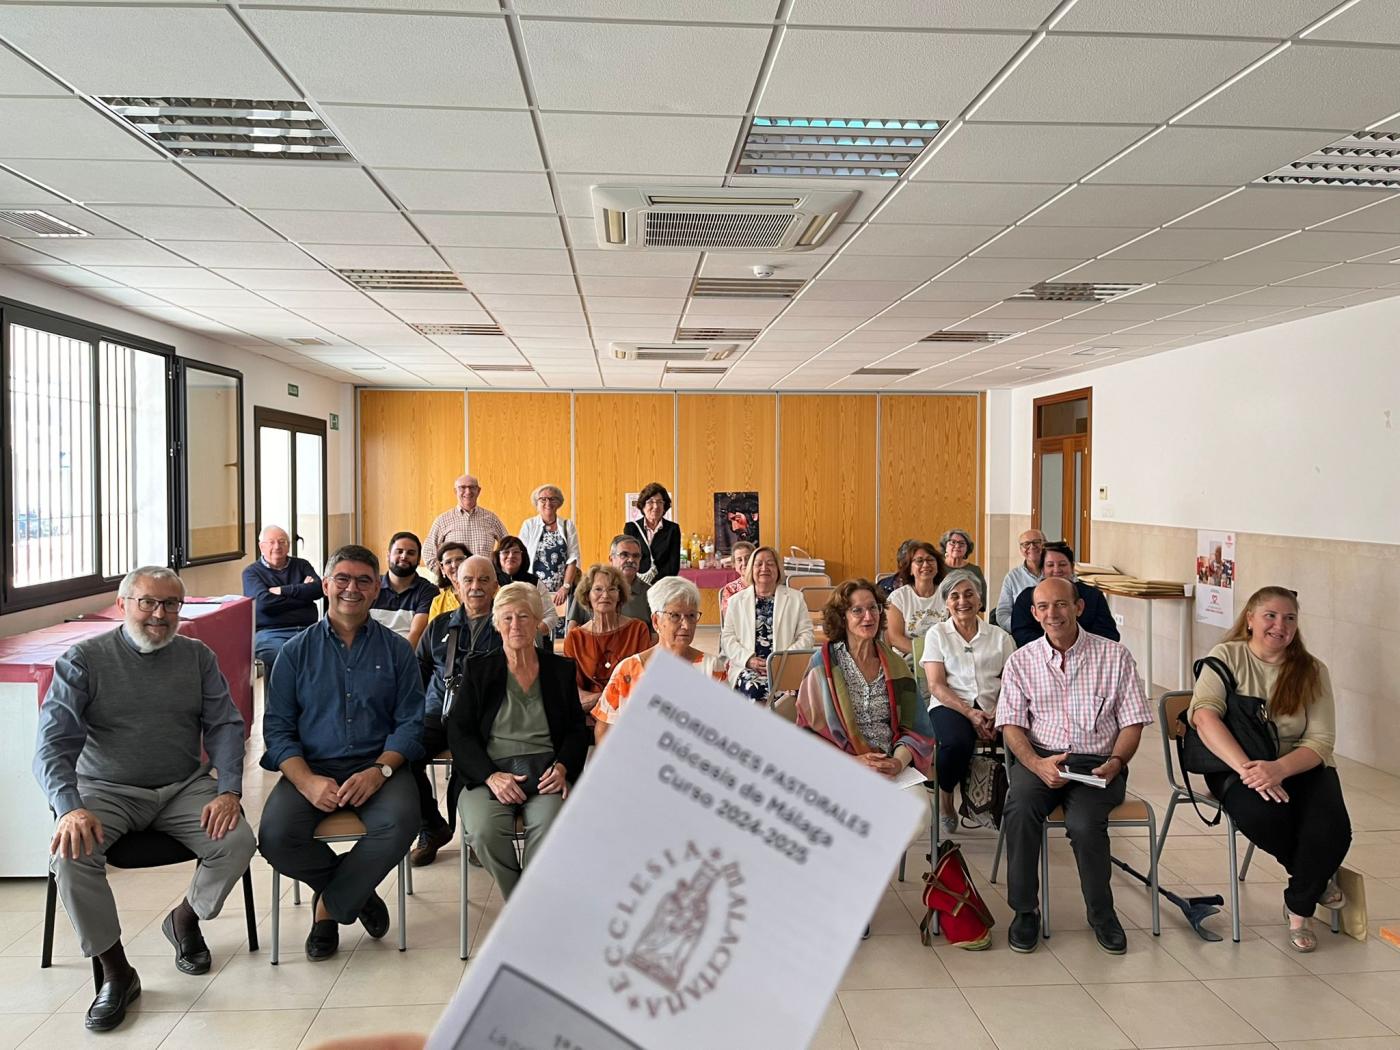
[1030, 386, 1092, 561]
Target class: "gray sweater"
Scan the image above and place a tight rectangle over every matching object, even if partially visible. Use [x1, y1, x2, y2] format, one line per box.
[33, 627, 246, 817]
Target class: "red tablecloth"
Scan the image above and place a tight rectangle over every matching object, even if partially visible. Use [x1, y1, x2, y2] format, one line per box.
[681, 568, 739, 590]
[0, 596, 254, 736]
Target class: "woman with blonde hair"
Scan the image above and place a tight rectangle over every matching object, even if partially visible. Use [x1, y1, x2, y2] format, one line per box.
[1188, 586, 1350, 952]
[721, 546, 814, 701]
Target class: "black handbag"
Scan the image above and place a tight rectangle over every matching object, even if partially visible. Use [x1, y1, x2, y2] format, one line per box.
[492, 752, 556, 799]
[1177, 655, 1279, 823]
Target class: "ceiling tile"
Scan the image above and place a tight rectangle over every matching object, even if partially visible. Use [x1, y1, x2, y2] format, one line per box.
[172, 241, 320, 268]
[871, 182, 1064, 226]
[1022, 184, 1235, 227]
[761, 29, 1026, 116]
[1120, 283, 1258, 304]
[938, 257, 1080, 285]
[1277, 262, 1400, 288]
[255, 210, 425, 245]
[1305, 2, 1400, 45]
[1310, 197, 1400, 234]
[1160, 256, 1332, 285]
[302, 243, 444, 270]
[791, 0, 1057, 29]
[1235, 230, 1400, 262]
[16, 239, 191, 266]
[1102, 227, 1290, 261]
[244, 9, 524, 107]
[975, 36, 1271, 124]
[973, 226, 1148, 260]
[0, 168, 68, 207]
[0, 99, 154, 160]
[573, 249, 701, 277]
[0, 43, 66, 94]
[843, 224, 1005, 258]
[1170, 186, 1393, 231]
[1086, 127, 1343, 187]
[909, 280, 1028, 301]
[376, 170, 555, 213]
[578, 296, 679, 315]
[92, 205, 280, 241]
[187, 162, 395, 212]
[812, 255, 959, 282]
[915, 123, 1152, 184]
[522, 21, 768, 114]
[7, 160, 227, 206]
[10, 264, 121, 287]
[1056, 258, 1211, 282]
[83, 266, 235, 289]
[257, 289, 371, 309]
[578, 276, 691, 297]
[416, 214, 564, 249]
[695, 253, 828, 279]
[151, 288, 275, 309]
[555, 173, 723, 218]
[435, 247, 572, 275]
[475, 294, 585, 313]
[0, 5, 293, 97]
[800, 279, 916, 301]
[213, 268, 351, 291]
[1053, 0, 1339, 36]
[541, 113, 740, 175]
[323, 106, 544, 170]
[461, 273, 576, 295]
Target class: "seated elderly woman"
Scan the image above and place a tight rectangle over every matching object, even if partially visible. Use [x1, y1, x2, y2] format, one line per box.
[446, 582, 589, 899]
[593, 576, 728, 744]
[492, 536, 557, 637]
[920, 569, 1015, 836]
[721, 545, 815, 701]
[426, 541, 470, 622]
[885, 540, 948, 659]
[562, 563, 652, 718]
[938, 528, 986, 605]
[717, 540, 756, 620]
[796, 579, 933, 782]
[1189, 586, 1350, 953]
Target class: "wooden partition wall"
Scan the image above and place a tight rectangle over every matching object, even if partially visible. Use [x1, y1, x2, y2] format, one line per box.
[359, 390, 983, 587]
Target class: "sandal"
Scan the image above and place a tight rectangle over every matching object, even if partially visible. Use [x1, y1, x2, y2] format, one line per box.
[1318, 879, 1346, 910]
[1284, 906, 1317, 953]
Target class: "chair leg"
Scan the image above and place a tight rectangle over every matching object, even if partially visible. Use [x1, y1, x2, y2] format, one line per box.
[898, 853, 906, 882]
[92, 956, 103, 996]
[930, 792, 940, 938]
[397, 857, 408, 953]
[41, 874, 58, 969]
[271, 871, 281, 965]
[1154, 793, 1179, 868]
[242, 867, 259, 952]
[1239, 840, 1256, 881]
[1146, 809, 1160, 936]
[1226, 820, 1242, 944]
[1041, 825, 1051, 939]
[460, 835, 470, 961]
[405, 857, 414, 896]
[1330, 907, 1340, 934]
[990, 824, 1005, 883]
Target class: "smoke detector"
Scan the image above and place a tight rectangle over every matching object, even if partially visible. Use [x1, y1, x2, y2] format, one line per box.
[592, 185, 855, 252]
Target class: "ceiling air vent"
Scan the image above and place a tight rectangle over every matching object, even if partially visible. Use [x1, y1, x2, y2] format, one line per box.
[1070, 346, 1118, 357]
[853, 366, 917, 376]
[610, 342, 737, 362]
[468, 363, 533, 373]
[591, 185, 855, 252]
[920, 331, 1020, 343]
[411, 323, 505, 337]
[1017, 365, 1057, 372]
[690, 277, 805, 300]
[736, 116, 945, 178]
[0, 210, 91, 236]
[287, 337, 331, 346]
[97, 97, 353, 161]
[665, 365, 729, 375]
[338, 269, 465, 291]
[676, 326, 763, 341]
[1255, 131, 1400, 188]
[1012, 282, 1144, 303]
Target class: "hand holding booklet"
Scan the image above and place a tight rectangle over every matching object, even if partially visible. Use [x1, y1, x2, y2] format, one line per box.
[426, 651, 925, 1050]
[1058, 768, 1108, 788]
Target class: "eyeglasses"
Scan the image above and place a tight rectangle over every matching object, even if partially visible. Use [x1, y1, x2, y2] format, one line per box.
[911, 557, 939, 566]
[661, 611, 700, 626]
[848, 604, 880, 619]
[330, 573, 377, 590]
[1018, 540, 1045, 550]
[457, 485, 480, 493]
[133, 597, 184, 613]
[613, 552, 641, 562]
[536, 496, 562, 505]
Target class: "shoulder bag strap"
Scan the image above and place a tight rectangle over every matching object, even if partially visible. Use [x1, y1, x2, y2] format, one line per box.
[1193, 654, 1238, 695]
[441, 623, 462, 717]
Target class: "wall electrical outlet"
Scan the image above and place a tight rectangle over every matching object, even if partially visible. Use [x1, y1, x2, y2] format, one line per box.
[1098, 486, 1109, 500]
[1113, 613, 1125, 627]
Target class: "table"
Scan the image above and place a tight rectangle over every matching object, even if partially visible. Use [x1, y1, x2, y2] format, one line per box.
[1100, 588, 1193, 697]
[0, 595, 253, 876]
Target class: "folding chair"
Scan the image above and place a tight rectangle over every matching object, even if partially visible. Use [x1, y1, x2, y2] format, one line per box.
[270, 811, 410, 963]
[786, 573, 832, 591]
[766, 647, 816, 706]
[800, 586, 834, 627]
[1154, 690, 1337, 943]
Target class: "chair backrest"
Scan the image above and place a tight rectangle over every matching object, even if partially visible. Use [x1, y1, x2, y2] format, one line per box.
[1158, 690, 1193, 793]
[801, 586, 834, 614]
[106, 829, 197, 870]
[768, 647, 815, 705]
[771, 691, 799, 723]
[788, 573, 832, 591]
[874, 572, 894, 584]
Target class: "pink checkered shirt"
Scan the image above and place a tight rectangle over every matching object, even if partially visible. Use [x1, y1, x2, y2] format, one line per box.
[994, 628, 1152, 755]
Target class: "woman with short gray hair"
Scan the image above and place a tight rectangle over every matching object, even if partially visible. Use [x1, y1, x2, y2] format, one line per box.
[519, 484, 581, 640]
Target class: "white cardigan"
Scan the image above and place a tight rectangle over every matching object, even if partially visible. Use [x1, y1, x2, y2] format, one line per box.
[518, 515, 581, 568]
[720, 585, 814, 686]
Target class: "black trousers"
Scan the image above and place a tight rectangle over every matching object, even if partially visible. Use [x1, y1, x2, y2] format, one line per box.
[929, 706, 976, 792]
[1003, 749, 1127, 925]
[1207, 763, 1351, 916]
[410, 714, 460, 835]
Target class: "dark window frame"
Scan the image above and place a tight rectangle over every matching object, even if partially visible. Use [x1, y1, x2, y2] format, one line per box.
[175, 357, 246, 568]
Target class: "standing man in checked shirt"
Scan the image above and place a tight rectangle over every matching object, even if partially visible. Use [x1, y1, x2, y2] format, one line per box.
[423, 474, 506, 574]
[995, 575, 1153, 956]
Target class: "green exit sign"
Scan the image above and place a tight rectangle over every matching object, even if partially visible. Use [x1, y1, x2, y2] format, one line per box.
[329, 413, 340, 431]
[287, 383, 299, 397]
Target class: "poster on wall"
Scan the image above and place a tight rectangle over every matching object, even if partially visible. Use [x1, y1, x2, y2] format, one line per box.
[713, 491, 759, 557]
[1195, 530, 1236, 628]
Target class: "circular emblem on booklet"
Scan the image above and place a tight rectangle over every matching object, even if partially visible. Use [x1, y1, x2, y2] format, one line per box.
[603, 840, 746, 1017]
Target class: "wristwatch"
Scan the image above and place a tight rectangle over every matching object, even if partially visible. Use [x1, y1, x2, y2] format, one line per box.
[376, 763, 394, 779]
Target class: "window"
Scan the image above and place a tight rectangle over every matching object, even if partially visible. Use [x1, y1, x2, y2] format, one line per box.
[2, 299, 245, 612]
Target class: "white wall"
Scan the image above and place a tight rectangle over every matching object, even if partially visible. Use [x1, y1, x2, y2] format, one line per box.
[0, 268, 357, 634]
[999, 297, 1400, 545]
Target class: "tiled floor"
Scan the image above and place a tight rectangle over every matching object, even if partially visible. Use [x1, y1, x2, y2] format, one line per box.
[6, 628, 1400, 1048]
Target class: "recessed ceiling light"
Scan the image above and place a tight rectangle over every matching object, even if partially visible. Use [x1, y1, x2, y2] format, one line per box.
[1070, 346, 1118, 356]
[97, 97, 354, 161]
[1016, 364, 1057, 372]
[1012, 282, 1145, 303]
[287, 337, 330, 346]
[1256, 131, 1400, 188]
[676, 326, 763, 341]
[411, 323, 505, 337]
[338, 269, 465, 291]
[467, 363, 533, 373]
[735, 117, 945, 178]
[852, 366, 918, 375]
[920, 331, 1021, 343]
[689, 277, 805, 300]
[0, 210, 91, 237]
[665, 365, 729, 375]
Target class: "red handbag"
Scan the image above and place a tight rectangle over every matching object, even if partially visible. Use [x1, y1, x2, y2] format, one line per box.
[919, 840, 994, 951]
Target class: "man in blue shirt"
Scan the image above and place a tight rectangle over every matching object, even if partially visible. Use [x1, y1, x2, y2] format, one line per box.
[257, 543, 424, 961]
[242, 525, 321, 669]
[369, 531, 437, 650]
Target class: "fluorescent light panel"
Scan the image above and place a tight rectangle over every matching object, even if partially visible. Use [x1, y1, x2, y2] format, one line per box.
[0, 210, 91, 236]
[1012, 282, 1145, 303]
[411, 323, 504, 336]
[735, 116, 945, 178]
[338, 270, 465, 291]
[98, 97, 354, 161]
[1256, 131, 1400, 188]
[690, 277, 805, 300]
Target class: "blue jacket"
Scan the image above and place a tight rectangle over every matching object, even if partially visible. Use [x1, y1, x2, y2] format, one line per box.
[242, 557, 322, 631]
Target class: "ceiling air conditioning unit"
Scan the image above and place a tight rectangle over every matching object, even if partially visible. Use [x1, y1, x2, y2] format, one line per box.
[610, 342, 737, 363]
[591, 185, 856, 252]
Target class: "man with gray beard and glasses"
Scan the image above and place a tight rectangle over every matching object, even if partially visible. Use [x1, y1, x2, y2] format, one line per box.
[33, 567, 254, 1033]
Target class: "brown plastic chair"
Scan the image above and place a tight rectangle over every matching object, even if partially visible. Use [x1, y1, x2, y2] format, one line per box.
[787, 573, 832, 591]
[766, 647, 816, 707]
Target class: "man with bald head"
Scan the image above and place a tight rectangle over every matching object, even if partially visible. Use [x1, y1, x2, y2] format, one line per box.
[242, 524, 321, 669]
[423, 474, 506, 574]
[408, 555, 503, 865]
[996, 528, 1045, 627]
[995, 575, 1153, 957]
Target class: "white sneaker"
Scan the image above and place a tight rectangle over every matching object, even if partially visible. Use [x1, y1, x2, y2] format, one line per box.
[940, 815, 958, 837]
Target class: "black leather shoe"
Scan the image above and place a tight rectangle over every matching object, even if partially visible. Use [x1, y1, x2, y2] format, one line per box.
[161, 909, 211, 975]
[1009, 911, 1040, 953]
[306, 891, 339, 961]
[411, 825, 453, 867]
[85, 968, 141, 1031]
[358, 891, 390, 940]
[1092, 914, 1128, 955]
